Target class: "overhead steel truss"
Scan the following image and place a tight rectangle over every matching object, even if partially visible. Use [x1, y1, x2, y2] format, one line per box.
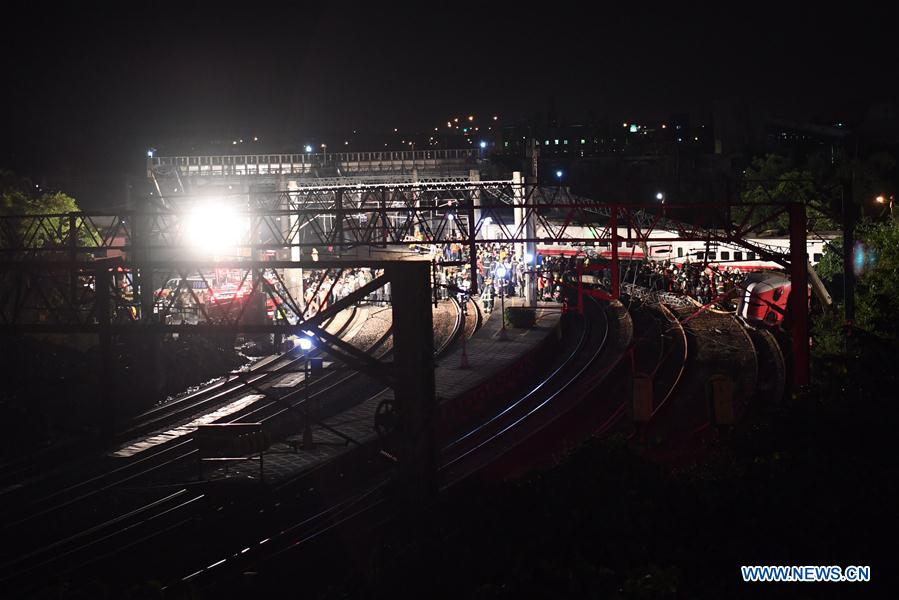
[0, 181, 805, 263]
[0, 180, 817, 390]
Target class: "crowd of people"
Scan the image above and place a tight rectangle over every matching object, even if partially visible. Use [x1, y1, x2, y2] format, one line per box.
[588, 259, 747, 306]
[299, 267, 387, 317]
[303, 242, 750, 319]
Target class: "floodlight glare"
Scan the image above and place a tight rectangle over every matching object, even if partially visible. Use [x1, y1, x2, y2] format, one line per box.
[496, 266, 507, 278]
[182, 200, 247, 255]
[656, 192, 664, 201]
[479, 141, 487, 149]
[305, 145, 313, 153]
[556, 170, 563, 179]
[298, 337, 313, 351]
[524, 253, 534, 264]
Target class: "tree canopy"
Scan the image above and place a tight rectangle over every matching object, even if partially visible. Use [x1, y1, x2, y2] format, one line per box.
[738, 154, 839, 233]
[0, 170, 93, 250]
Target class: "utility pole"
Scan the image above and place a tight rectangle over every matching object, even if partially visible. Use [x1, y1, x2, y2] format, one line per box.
[788, 202, 809, 392]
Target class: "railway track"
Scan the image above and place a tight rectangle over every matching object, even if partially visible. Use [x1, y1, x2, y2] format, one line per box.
[174, 293, 767, 595]
[0, 307, 356, 501]
[2, 288, 765, 596]
[157, 298, 610, 593]
[639, 299, 759, 464]
[0, 298, 470, 596]
[0, 306, 365, 522]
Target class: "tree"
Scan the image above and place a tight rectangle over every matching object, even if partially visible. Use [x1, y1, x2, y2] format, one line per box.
[0, 171, 95, 251]
[737, 154, 839, 233]
[812, 218, 899, 358]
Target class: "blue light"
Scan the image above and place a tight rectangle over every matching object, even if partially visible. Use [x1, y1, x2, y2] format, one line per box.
[480, 141, 487, 149]
[852, 242, 867, 276]
[496, 266, 507, 278]
[305, 145, 313, 153]
[555, 170, 563, 179]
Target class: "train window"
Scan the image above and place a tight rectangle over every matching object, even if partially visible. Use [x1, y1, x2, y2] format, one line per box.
[721, 251, 730, 260]
[618, 241, 624, 248]
[734, 251, 743, 260]
[625, 241, 633, 248]
[707, 252, 716, 260]
[677, 247, 683, 257]
[813, 253, 822, 262]
[773, 287, 783, 301]
[748, 252, 756, 260]
[696, 252, 705, 260]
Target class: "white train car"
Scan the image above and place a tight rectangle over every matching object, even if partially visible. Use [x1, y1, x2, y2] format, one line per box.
[535, 223, 832, 270]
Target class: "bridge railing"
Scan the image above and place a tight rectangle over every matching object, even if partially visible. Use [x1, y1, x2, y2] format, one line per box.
[148, 149, 477, 177]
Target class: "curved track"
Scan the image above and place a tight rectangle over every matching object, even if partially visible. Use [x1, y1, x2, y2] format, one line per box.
[0, 298, 467, 595]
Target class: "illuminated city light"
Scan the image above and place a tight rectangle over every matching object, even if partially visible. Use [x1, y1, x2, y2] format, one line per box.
[480, 141, 487, 149]
[305, 145, 313, 152]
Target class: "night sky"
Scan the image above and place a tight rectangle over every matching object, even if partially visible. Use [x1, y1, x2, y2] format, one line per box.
[1, 3, 896, 176]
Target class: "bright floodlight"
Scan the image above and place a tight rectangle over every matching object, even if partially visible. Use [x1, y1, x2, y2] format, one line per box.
[447, 214, 454, 221]
[146, 149, 154, 158]
[524, 253, 534, 264]
[875, 195, 886, 204]
[305, 145, 313, 153]
[479, 141, 487, 149]
[298, 337, 313, 351]
[555, 170, 563, 179]
[496, 266, 507, 278]
[483, 217, 492, 224]
[182, 200, 247, 256]
[656, 192, 664, 201]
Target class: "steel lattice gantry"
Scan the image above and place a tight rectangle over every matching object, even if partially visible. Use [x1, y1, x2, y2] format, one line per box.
[0, 179, 813, 388]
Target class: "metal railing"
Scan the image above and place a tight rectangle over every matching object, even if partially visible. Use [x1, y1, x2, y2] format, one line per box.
[148, 149, 477, 177]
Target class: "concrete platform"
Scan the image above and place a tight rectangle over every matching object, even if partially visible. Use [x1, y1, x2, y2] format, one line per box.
[207, 300, 563, 484]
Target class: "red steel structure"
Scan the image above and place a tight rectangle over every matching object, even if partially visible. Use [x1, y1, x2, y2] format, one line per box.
[0, 181, 818, 389]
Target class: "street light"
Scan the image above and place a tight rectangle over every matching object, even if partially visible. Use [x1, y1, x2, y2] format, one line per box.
[305, 145, 313, 153]
[299, 336, 314, 449]
[876, 194, 895, 220]
[555, 170, 563, 181]
[656, 192, 665, 202]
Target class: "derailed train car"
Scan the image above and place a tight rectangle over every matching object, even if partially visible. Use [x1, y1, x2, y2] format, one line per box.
[737, 272, 810, 328]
